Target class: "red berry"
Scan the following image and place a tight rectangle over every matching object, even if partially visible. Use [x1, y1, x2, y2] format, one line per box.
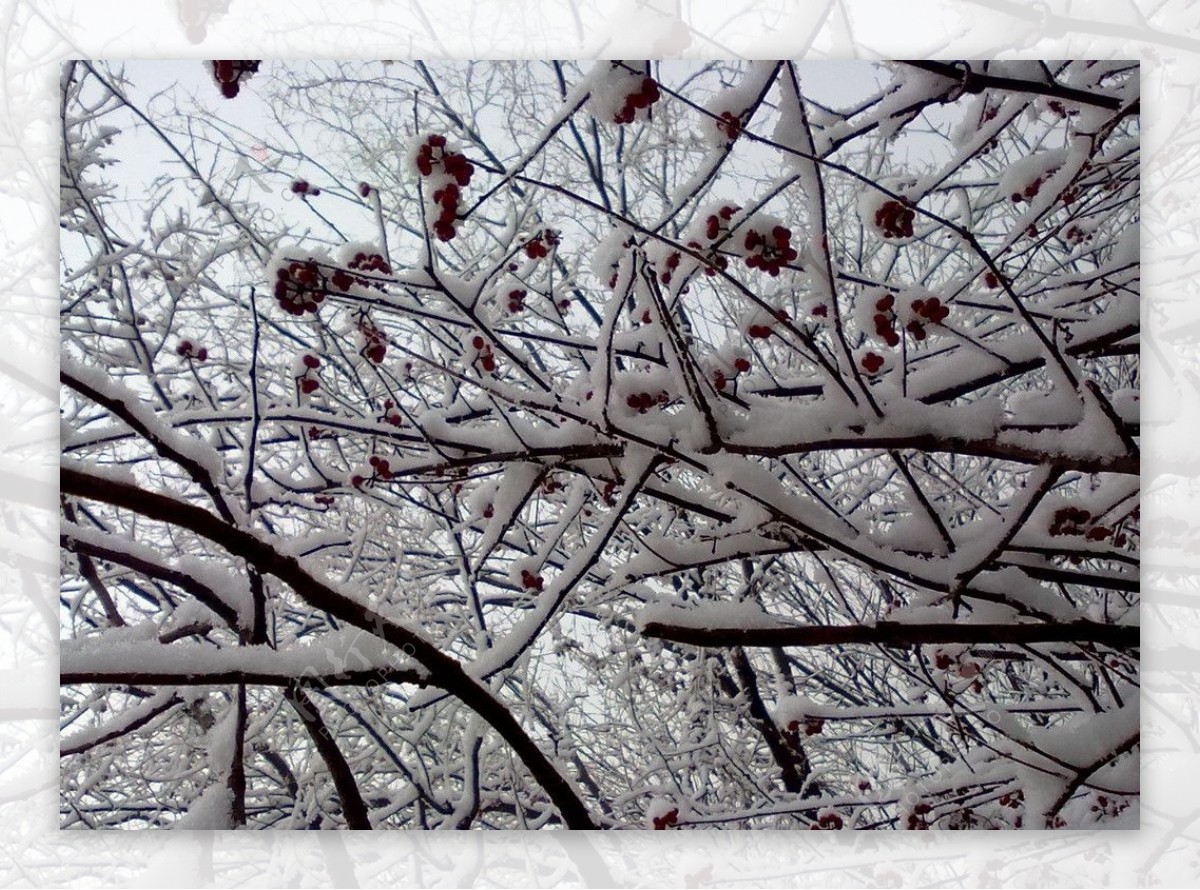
[733, 357, 751, 373]
[861, 352, 884, 374]
[300, 378, 319, 394]
[302, 354, 320, 369]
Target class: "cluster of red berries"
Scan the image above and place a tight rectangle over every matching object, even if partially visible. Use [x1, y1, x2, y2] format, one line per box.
[1011, 175, 1046, 203]
[1048, 506, 1128, 545]
[660, 206, 739, 279]
[704, 205, 739, 242]
[505, 289, 526, 313]
[809, 811, 844, 830]
[998, 791, 1023, 810]
[870, 293, 902, 347]
[330, 252, 393, 292]
[350, 456, 394, 490]
[349, 251, 392, 276]
[431, 183, 463, 242]
[380, 399, 403, 428]
[176, 340, 208, 361]
[210, 60, 259, 99]
[861, 351, 885, 374]
[1086, 525, 1126, 544]
[626, 390, 669, 413]
[524, 228, 559, 259]
[746, 309, 787, 340]
[291, 179, 321, 197]
[519, 569, 545, 591]
[716, 110, 743, 141]
[613, 76, 661, 125]
[658, 251, 681, 285]
[415, 134, 473, 183]
[415, 135, 475, 242]
[1063, 224, 1094, 245]
[470, 335, 498, 374]
[367, 455, 394, 480]
[1048, 506, 1091, 537]
[933, 650, 982, 682]
[314, 495, 335, 506]
[787, 717, 825, 736]
[651, 808, 679, 830]
[297, 353, 321, 394]
[357, 315, 387, 364]
[906, 296, 950, 340]
[874, 199, 915, 239]
[274, 260, 327, 316]
[743, 225, 798, 277]
[712, 357, 751, 392]
[1089, 794, 1129, 818]
[905, 802, 933, 830]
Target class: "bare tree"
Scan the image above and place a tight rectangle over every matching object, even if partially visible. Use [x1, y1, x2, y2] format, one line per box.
[60, 59, 1139, 830]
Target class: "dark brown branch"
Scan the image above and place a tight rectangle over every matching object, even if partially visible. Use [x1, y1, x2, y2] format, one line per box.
[62, 367, 239, 524]
[60, 667, 428, 687]
[726, 648, 811, 794]
[61, 530, 242, 630]
[641, 619, 1139, 651]
[899, 60, 1125, 111]
[60, 693, 182, 757]
[284, 687, 371, 830]
[60, 500, 125, 627]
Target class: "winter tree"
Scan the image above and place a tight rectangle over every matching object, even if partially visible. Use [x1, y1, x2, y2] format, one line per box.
[59, 60, 1139, 830]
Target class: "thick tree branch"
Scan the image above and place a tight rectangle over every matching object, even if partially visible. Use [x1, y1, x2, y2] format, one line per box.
[641, 619, 1138, 650]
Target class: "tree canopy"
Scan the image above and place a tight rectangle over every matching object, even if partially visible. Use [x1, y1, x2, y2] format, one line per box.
[59, 59, 1139, 830]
